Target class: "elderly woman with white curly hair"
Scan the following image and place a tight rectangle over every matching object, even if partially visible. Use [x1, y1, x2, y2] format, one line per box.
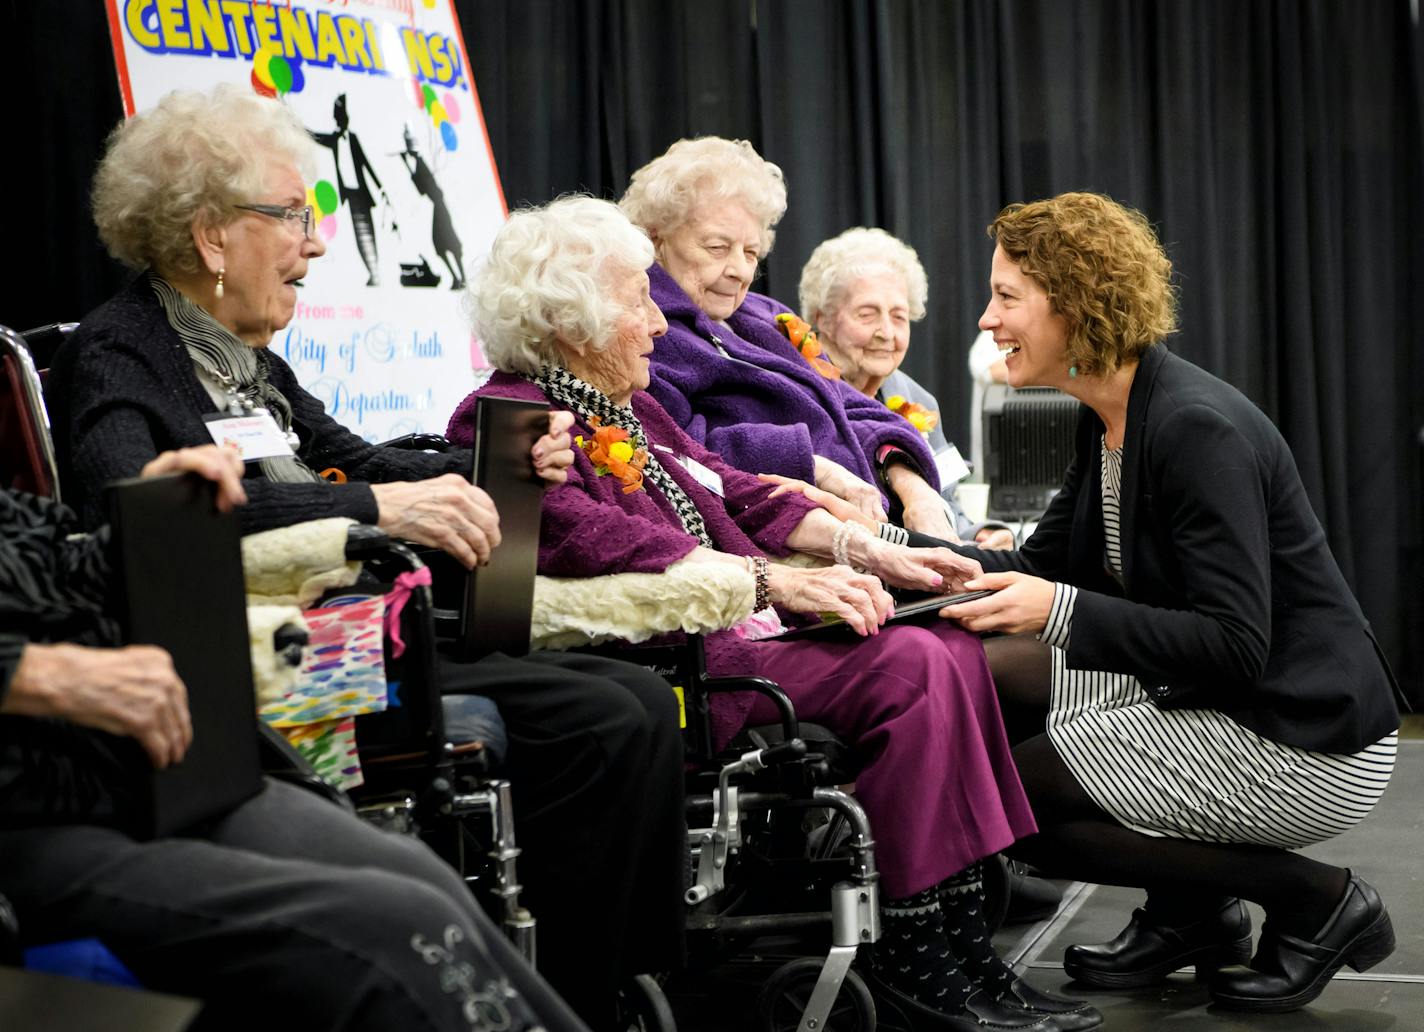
[800, 227, 1015, 550]
[49, 86, 693, 1032]
[450, 195, 1103, 1032]
[618, 137, 964, 543]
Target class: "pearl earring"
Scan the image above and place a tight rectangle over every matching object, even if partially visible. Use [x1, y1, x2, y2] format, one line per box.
[215, 268, 225, 301]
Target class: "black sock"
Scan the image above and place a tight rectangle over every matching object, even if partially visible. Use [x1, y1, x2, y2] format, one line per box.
[938, 863, 1017, 996]
[873, 886, 975, 1012]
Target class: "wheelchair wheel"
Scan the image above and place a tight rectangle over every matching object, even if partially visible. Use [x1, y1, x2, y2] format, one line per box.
[756, 957, 875, 1032]
[618, 973, 677, 1032]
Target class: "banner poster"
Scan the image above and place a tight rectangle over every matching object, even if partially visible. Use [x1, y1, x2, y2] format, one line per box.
[105, 0, 506, 441]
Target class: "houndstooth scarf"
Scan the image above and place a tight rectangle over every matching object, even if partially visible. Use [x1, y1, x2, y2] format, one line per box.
[534, 365, 714, 548]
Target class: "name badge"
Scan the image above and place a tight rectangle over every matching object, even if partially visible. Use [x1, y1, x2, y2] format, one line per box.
[667, 452, 724, 497]
[203, 410, 296, 462]
[935, 444, 971, 486]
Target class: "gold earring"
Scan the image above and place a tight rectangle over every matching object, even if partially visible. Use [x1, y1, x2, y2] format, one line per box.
[215, 268, 225, 301]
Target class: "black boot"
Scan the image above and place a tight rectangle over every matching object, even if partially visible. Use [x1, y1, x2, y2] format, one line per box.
[1063, 898, 1251, 988]
[1210, 874, 1395, 1012]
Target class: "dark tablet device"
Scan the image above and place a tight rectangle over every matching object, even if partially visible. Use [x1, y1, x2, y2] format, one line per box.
[458, 395, 551, 660]
[106, 471, 264, 838]
[769, 588, 997, 641]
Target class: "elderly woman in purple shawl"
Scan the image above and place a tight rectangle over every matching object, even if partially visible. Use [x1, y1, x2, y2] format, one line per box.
[617, 136, 960, 542]
[448, 197, 1101, 1032]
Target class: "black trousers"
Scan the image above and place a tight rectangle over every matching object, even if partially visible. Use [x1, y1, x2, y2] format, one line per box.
[0, 778, 588, 1032]
[442, 650, 686, 1032]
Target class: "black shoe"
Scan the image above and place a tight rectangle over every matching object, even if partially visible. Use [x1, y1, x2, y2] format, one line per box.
[1063, 898, 1252, 988]
[862, 967, 1053, 1031]
[1004, 864, 1065, 925]
[998, 978, 1103, 1031]
[1210, 874, 1395, 1013]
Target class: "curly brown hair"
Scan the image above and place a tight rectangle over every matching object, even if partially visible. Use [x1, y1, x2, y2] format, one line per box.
[988, 192, 1177, 376]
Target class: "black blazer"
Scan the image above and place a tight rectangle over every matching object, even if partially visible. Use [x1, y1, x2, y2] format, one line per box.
[965, 344, 1398, 754]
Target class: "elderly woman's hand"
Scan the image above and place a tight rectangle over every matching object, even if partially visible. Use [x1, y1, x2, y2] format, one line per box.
[140, 445, 247, 512]
[370, 474, 502, 569]
[939, 571, 1054, 634]
[975, 526, 1017, 550]
[532, 410, 576, 484]
[812, 456, 888, 523]
[3, 643, 192, 769]
[852, 536, 984, 595]
[757, 473, 879, 530]
[766, 564, 894, 637]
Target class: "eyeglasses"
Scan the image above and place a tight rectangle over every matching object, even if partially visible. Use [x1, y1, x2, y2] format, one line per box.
[233, 203, 314, 240]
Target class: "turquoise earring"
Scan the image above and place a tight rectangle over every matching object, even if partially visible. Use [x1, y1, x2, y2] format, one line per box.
[1068, 364, 1078, 378]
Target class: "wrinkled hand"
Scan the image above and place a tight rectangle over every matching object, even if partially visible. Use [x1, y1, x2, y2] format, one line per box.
[900, 495, 958, 542]
[140, 445, 247, 512]
[975, 526, 1017, 550]
[532, 410, 576, 484]
[766, 564, 894, 637]
[371, 473, 501, 568]
[758, 473, 879, 529]
[812, 455, 887, 523]
[4, 643, 191, 769]
[855, 537, 983, 594]
[939, 570, 1055, 634]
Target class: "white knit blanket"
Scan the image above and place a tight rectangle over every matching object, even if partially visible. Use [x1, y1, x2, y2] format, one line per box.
[241, 517, 360, 607]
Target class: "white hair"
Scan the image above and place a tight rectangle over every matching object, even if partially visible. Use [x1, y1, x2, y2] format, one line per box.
[798, 227, 929, 326]
[619, 136, 788, 254]
[468, 196, 656, 375]
[92, 84, 320, 276]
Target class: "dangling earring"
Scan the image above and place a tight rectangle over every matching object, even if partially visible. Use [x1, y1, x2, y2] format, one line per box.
[1068, 364, 1078, 378]
[215, 268, 225, 301]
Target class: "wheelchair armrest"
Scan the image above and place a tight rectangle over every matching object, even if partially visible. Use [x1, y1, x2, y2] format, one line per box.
[343, 523, 391, 560]
[703, 674, 800, 743]
[378, 432, 451, 452]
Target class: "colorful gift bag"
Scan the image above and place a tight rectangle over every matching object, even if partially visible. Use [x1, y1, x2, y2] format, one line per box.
[280, 717, 363, 790]
[259, 592, 390, 728]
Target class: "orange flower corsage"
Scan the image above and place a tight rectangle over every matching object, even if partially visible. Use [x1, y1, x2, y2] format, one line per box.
[775, 313, 842, 381]
[576, 417, 649, 493]
[884, 394, 939, 436]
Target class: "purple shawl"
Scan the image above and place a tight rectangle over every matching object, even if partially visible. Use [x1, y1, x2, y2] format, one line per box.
[645, 263, 939, 500]
[448, 372, 821, 745]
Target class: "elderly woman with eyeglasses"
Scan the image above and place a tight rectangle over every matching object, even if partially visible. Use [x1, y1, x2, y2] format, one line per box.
[620, 137, 961, 542]
[49, 87, 693, 1032]
[450, 196, 1107, 1032]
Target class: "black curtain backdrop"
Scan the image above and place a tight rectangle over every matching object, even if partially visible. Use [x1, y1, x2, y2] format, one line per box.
[5, 0, 1422, 701]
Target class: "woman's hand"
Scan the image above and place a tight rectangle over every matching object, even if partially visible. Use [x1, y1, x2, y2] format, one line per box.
[370, 473, 501, 569]
[886, 466, 958, 541]
[140, 445, 247, 512]
[3, 643, 192, 769]
[765, 563, 894, 636]
[975, 526, 1017, 550]
[851, 535, 984, 594]
[939, 571, 1055, 634]
[757, 473, 879, 530]
[532, 410, 576, 484]
[812, 455, 887, 523]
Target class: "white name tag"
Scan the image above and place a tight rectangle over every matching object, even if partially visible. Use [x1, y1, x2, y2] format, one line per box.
[935, 444, 971, 486]
[203, 410, 295, 461]
[676, 454, 725, 497]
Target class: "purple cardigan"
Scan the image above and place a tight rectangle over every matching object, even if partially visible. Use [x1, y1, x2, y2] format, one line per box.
[447, 372, 821, 745]
[645, 263, 938, 501]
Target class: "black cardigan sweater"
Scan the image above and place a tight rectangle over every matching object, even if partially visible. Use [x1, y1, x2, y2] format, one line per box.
[956, 344, 1398, 755]
[48, 275, 470, 533]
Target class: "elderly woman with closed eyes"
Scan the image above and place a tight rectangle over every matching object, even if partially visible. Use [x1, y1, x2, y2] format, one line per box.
[618, 137, 961, 543]
[800, 227, 1015, 550]
[449, 196, 1104, 1032]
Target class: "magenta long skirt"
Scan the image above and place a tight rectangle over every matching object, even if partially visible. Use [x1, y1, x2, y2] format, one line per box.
[742, 620, 1035, 899]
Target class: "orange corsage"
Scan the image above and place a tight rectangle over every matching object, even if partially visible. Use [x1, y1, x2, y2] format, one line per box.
[884, 394, 939, 436]
[775, 313, 842, 381]
[576, 418, 649, 493]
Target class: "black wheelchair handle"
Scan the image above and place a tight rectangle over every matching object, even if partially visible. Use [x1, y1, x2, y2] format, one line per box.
[759, 738, 807, 766]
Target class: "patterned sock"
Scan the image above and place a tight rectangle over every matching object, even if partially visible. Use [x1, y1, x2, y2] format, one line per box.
[873, 886, 975, 1012]
[938, 863, 1018, 996]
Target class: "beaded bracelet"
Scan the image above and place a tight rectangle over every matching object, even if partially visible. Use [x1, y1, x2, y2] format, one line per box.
[831, 520, 870, 569]
[743, 555, 771, 611]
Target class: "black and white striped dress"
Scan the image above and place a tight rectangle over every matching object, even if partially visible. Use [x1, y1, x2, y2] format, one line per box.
[1038, 440, 1398, 849]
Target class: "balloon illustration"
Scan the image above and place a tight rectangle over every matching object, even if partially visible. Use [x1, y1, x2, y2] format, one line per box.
[251, 45, 305, 99]
[309, 181, 340, 242]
